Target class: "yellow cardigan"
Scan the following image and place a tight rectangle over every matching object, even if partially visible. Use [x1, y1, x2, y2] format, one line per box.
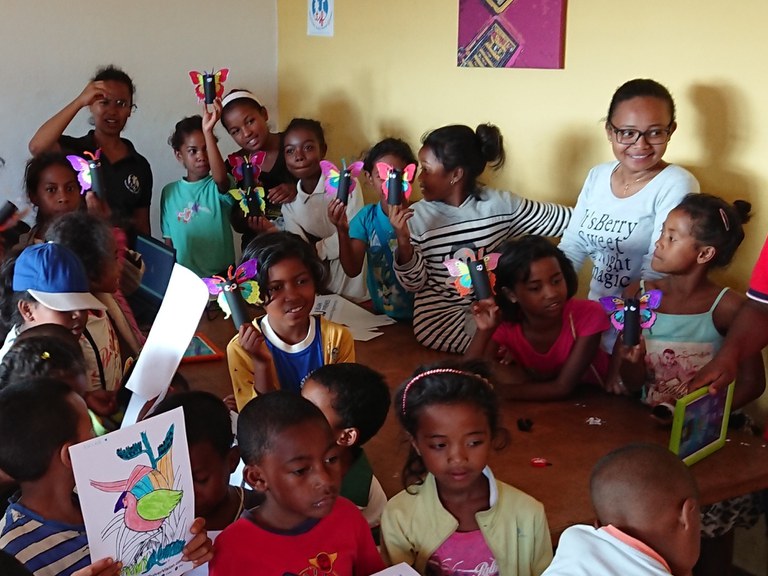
[227, 315, 355, 411]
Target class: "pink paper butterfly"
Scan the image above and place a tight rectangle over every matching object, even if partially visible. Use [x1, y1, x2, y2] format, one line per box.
[599, 290, 662, 332]
[443, 247, 501, 298]
[229, 152, 266, 186]
[66, 149, 101, 195]
[376, 162, 417, 199]
[189, 69, 229, 102]
[202, 259, 262, 317]
[320, 160, 363, 198]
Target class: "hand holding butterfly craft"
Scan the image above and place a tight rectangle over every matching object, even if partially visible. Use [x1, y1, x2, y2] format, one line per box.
[228, 152, 267, 216]
[444, 247, 501, 301]
[189, 68, 229, 105]
[203, 259, 262, 329]
[376, 162, 417, 206]
[320, 160, 363, 205]
[67, 149, 104, 199]
[599, 289, 662, 348]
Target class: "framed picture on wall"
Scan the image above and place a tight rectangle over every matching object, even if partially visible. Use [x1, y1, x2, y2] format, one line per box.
[457, 0, 567, 69]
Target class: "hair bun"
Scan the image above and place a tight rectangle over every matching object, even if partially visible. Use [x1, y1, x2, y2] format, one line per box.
[732, 199, 752, 225]
[474, 123, 505, 169]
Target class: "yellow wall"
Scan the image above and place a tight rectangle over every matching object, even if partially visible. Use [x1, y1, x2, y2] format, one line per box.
[278, 1, 768, 415]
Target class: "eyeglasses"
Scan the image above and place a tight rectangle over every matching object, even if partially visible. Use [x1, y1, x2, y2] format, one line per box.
[96, 98, 137, 112]
[608, 122, 672, 145]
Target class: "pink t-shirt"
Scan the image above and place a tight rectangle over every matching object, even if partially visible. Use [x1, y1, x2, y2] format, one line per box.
[427, 529, 498, 576]
[492, 299, 610, 385]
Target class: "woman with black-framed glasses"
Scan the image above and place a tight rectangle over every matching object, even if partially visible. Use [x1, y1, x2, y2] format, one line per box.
[28, 65, 153, 239]
[559, 78, 699, 352]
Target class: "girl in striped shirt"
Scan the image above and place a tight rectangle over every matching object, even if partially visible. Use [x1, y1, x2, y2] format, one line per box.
[390, 123, 572, 353]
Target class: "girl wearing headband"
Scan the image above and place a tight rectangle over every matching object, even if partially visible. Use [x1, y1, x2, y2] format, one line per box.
[381, 361, 552, 575]
[219, 89, 296, 250]
[614, 193, 764, 574]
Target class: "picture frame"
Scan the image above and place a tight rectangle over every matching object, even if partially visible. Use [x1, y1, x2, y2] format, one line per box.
[669, 383, 734, 466]
[181, 332, 224, 364]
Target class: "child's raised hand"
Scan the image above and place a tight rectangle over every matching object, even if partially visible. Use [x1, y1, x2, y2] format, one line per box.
[239, 323, 271, 365]
[617, 333, 646, 364]
[268, 183, 298, 205]
[76, 80, 108, 108]
[471, 298, 500, 332]
[245, 215, 278, 234]
[85, 191, 112, 220]
[327, 199, 349, 231]
[202, 99, 222, 133]
[388, 204, 413, 241]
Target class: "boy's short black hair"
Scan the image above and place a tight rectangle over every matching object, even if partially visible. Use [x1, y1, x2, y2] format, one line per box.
[153, 391, 233, 456]
[237, 391, 328, 465]
[0, 379, 80, 482]
[306, 363, 390, 445]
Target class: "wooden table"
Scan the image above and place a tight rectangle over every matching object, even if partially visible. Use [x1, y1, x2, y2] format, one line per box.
[181, 313, 768, 542]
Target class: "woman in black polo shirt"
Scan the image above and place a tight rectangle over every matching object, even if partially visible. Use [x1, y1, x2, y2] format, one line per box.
[28, 65, 152, 238]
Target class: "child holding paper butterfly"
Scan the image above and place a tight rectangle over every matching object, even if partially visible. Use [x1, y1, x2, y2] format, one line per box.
[613, 193, 765, 576]
[280, 118, 367, 302]
[329, 138, 417, 320]
[226, 232, 355, 412]
[16, 153, 83, 246]
[614, 193, 765, 410]
[391, 123, 571, 353]
[161, 110, 236, 278]
[466, 235, 610, 400]
[219, 89, 295, 248]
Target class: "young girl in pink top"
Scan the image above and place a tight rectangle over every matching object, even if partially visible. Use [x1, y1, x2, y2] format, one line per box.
[466, 235, 610, 400]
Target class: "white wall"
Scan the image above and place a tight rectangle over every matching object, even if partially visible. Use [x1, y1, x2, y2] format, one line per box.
[0, 0, 278, 236]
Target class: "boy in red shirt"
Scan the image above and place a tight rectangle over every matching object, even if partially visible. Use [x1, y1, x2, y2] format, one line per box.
[209, 391, 384, 576]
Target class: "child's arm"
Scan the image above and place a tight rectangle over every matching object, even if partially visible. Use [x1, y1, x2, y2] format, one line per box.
[328, 199, 367, 277]
[465, 299, 502, 360]
[707, 290, 766, 408]
[389, 204, 414, 265]
[28, 80, 106, 154]
[238, 323, 278, 395]
[202, 100, 230, 193]
[380, 504, 417, 567]
[692, 299, 768, 395]
[496, 332, 604, 401]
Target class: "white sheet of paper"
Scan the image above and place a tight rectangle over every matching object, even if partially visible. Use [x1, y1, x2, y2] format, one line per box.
[312, 294, 394, 339]
[122, 264, 209, 426]
[348, 327, 384, 341]
[307, 0, 334, 36]
[70, 408, 195, 576]
[372, 563, 420, 576]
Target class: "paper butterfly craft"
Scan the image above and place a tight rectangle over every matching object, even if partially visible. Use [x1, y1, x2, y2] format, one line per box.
[443, 247, 501, 298]
[66, 149, 101, 195]
[599, 289, 662, 332]
[229, 152, 266, 187]
[319, 160, 363, 198]
[375, 162, 417, 199]
[228, 187, 266, 216]
[203, 259, 262, 319]
[188, 68, 229, 102]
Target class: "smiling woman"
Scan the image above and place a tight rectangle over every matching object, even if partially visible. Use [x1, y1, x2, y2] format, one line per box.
[559, 78, 700, 351]
[27, 65, 153, 238]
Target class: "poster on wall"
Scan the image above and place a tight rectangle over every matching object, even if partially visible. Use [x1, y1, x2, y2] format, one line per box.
[308, 0, 334, 37]
[457, 0, 566, 69]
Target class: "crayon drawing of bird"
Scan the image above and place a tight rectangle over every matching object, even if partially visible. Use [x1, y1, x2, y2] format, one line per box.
[91, 425, 182, 533]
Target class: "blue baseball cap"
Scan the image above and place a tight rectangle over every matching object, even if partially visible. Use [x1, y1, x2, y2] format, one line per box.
[13, 243, 106, 312]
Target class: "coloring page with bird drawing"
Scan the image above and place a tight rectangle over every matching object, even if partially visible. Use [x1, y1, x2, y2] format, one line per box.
[70, 408, 194, 576]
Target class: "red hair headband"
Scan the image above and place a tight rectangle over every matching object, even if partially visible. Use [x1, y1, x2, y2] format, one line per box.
[401, 368, 493, 415]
